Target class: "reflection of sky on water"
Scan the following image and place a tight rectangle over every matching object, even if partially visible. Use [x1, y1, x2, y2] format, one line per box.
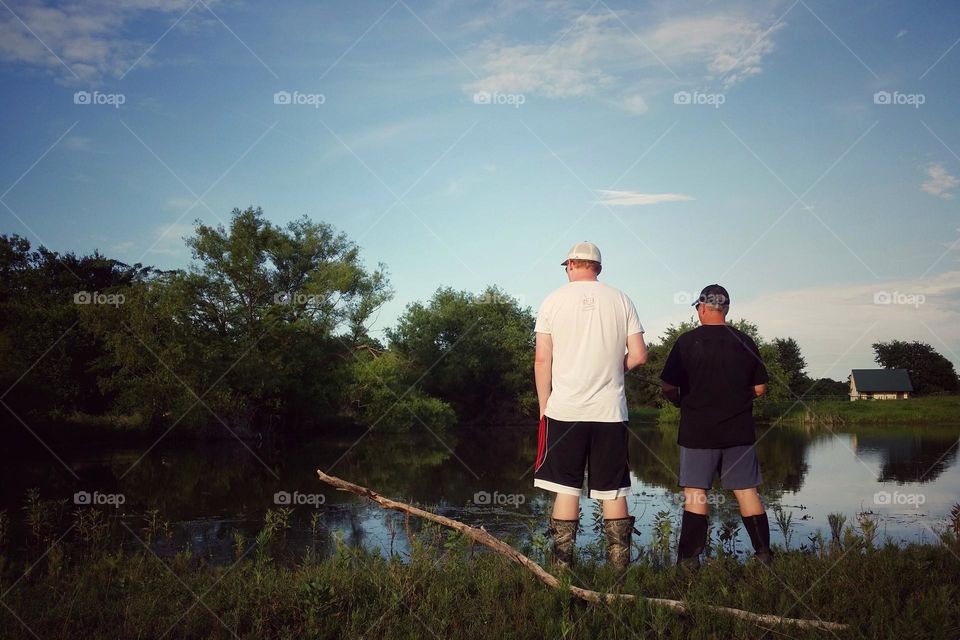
[773, 433, 960, 547]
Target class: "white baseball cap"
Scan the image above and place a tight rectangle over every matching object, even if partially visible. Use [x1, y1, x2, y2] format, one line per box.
[561, 241, 601, 266]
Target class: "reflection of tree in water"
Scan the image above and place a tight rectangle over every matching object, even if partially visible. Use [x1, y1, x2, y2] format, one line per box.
[108, 434, 455, 563]
[856, 432, 959, 484]
[627, 423, 679, 488]
[339, 425, 544, 506]
[331, 426, 548, 546]
[332, 430, 459, 500]
[628, 423, 810, 501]
[113, 441, 280, 519]
[105, 426, 540, 524]
[755, 426, 810, 495]
[454, 424, 540, 491]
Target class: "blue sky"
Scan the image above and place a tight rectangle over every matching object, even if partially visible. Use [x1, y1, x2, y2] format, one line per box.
[1, 0, 959, 380]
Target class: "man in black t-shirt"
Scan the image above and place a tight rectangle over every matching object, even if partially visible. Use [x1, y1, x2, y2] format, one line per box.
[660, 284, 773, 568]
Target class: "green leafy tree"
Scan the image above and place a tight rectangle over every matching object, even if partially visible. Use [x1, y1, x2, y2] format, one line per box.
[86, 208, 393, 433]
[0, 235, 151, 423]
[872, 340, 959, 395]
[387, 286, 535, 421]
[345, 349, 456, 434]
[773, 337, 812, 396]
[625, 340, 668, 409]
[805, 377, 849, 398]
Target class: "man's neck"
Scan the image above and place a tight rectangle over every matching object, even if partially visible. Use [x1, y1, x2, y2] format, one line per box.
[568, 274, 598, 283]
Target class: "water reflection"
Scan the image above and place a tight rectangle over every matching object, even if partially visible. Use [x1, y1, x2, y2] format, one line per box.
[2, 422, 957, 563]
[851, 430, 958, 483]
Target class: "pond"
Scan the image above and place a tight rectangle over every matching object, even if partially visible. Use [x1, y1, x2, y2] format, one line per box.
[3, 421, 958, 563]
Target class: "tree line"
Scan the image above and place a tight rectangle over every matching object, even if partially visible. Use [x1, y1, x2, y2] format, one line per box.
[1, 207, 955, 438]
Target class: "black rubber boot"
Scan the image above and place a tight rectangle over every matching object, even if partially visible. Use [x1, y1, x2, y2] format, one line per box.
[547, 518, 578, 569]
[742, 513, 773, 565]
[677, 510, 708, 570]
[603, 516, 635, 569]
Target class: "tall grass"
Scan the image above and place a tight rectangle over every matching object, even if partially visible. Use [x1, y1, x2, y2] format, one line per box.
[0, 493, 958, 639]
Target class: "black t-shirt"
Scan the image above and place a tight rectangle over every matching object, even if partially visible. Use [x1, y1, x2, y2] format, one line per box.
[659, 325, 769, 448]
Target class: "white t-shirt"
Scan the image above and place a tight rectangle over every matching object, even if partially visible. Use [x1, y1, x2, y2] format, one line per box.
[535, 280, 643, 422]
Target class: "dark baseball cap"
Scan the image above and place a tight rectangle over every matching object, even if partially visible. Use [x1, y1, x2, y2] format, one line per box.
[693, 284, 730, 307]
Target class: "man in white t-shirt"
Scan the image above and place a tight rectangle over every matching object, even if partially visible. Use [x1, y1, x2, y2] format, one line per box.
[533, 241, 647, 569]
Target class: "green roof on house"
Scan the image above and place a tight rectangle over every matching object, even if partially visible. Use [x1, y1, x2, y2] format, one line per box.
[851, 369, 913, 393]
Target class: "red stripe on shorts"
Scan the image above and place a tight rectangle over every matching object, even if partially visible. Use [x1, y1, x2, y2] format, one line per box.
[535, 415, 546, 469]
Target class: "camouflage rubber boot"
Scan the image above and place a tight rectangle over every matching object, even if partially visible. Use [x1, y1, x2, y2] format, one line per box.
[604, 516, 635, 569]
[547, 518, 578, 569]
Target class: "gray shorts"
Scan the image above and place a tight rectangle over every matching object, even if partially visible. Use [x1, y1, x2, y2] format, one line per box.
[678, 444, 762, 490]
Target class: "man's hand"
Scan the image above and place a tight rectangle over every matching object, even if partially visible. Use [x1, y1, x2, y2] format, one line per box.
[534, 332, 553, 418]
[661, 382, 681, 408]
[754, 384, 767, 398]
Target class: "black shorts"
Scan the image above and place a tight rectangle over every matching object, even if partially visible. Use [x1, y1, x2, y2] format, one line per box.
[533, 416, 632, 499]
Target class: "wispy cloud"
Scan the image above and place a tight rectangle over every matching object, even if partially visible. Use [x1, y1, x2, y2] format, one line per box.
[594, 189, 694, 206]
[652, 15, 785, 88]
[921, 162, 959, 199]
[463, 9, 785, 108]
[619, 94, 649, 115]
[0, 0, 217, 84]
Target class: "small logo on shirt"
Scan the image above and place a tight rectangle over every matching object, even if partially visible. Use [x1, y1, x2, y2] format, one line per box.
[582, 296, 595, 311]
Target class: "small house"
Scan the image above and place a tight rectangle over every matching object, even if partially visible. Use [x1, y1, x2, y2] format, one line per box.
[849, 369, 913, 401]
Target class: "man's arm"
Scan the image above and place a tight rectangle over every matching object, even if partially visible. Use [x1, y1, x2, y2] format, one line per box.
[534, 332, 553, 418]
[754, 384, 767, 397]
[661, 382, 681, 407]
[624, 332, 648, 371]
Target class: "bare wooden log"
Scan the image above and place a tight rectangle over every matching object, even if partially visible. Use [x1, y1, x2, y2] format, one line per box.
[316, 470, 846, 632]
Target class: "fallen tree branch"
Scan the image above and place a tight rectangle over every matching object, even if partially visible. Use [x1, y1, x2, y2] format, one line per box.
[316, 470, 845, 632]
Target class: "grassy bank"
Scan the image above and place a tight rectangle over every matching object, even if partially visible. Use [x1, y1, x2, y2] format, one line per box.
[765, 395, 960, 425]
[638, 395, 960, 426]
[2, 511, 959, 639]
